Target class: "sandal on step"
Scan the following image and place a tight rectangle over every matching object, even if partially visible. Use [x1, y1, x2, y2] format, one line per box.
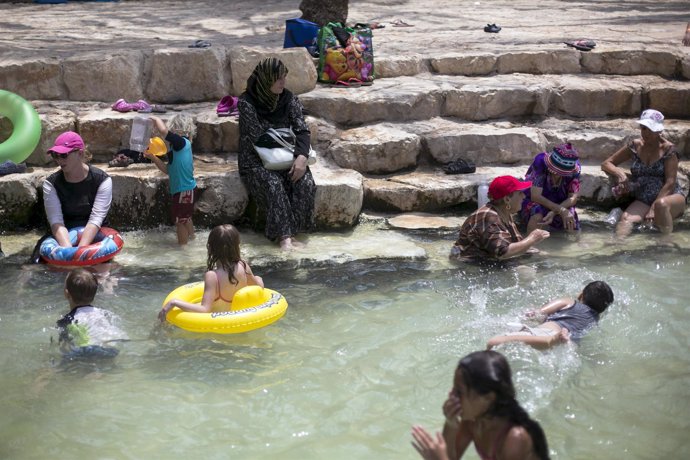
[442, 158, 476, 175]
[564, 39, 596, 51]
[108, 154, 134, 168]
[111, 98, 133, 113]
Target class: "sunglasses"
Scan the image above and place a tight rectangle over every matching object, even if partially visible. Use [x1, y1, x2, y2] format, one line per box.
[49, 150, 77, 159]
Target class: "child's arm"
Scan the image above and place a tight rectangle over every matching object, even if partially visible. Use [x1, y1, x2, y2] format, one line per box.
[150, 116, 168, 138]
[525, 297, 574, 318]
[486, 331, 568, 350]
[158, 271, 217, 321]
[144, 150, 169, 175]
[245, 263, 264, 288]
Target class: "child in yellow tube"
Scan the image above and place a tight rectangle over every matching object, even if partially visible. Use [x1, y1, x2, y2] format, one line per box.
[158, 224, 263, 321]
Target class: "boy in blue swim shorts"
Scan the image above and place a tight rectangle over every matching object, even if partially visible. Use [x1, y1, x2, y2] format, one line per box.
[486, 280, 614, 350]
[145, 114, 198, 245]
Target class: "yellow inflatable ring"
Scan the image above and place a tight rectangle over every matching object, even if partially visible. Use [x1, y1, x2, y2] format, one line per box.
[0, 90, 42, 164]
[161, 283, 288, 334]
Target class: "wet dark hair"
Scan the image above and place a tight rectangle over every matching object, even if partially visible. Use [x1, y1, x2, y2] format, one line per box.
[206, 224, 244, 285]
[581, 281, 614, 313]
[458, 351, 550, 460]
[65, 268, 98, 305]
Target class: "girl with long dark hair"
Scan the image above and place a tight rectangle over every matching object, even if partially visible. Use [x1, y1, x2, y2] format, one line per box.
[412, 350, 550, 460]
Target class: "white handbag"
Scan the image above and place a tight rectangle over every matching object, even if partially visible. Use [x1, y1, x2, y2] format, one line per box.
[254, 127, 317, 171]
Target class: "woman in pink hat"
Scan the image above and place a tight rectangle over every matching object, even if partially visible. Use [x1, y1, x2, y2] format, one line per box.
[451, 176, 550, 261]
[601, 109, 686, 236]
[521, 143, 581, 234]
[30, 131, 112, 263]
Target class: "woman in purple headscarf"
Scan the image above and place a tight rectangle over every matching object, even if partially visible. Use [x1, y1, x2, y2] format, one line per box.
[521, 143, 581, 233]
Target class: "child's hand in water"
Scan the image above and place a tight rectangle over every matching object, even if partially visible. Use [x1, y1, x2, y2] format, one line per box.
[158, 301, 174, 322]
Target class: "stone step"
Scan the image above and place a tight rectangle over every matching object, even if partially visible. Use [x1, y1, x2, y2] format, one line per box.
[326, 117, 690, 174]
[1, 44, 688, 104]
[8, 94, 690, 169]
[362, 162, 690, 213]
[300, 73, 690, 125]
[3, 159, 689, 232]
[0, 155, 364, 232]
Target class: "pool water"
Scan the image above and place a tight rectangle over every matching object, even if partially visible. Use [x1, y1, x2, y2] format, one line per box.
[0, 220, 689, 459]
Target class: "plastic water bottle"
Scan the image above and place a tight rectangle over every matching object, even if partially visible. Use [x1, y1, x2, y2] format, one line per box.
[129, 115, 152, 152]
[605, 207, 623, 225]
[477, 182, 490, 208]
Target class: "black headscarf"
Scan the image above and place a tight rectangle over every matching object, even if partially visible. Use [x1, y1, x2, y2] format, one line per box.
[246, 58, 290, 121]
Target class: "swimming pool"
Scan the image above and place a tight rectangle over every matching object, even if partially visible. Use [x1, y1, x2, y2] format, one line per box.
[0, 218, 688, 459]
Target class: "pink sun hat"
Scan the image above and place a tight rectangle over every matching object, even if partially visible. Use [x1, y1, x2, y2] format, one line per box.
[47, 131, 85, 154]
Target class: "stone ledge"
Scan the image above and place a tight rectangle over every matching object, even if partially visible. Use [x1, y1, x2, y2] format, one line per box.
[0, 157, 364, 232]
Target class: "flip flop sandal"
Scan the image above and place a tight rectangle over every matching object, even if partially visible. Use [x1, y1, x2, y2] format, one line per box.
[484, 23, 501, 33]
[348, 77, 373, 86]
[108, 154, 134, 168]
[188, 39, 211, 48]
[391, 19, 414, 27]
[150, 104, 167, 113]
[564, 40, 595, 51]
[442, 159, 476, 174]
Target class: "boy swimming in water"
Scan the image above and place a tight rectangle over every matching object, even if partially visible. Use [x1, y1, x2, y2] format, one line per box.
[487, 280, 614, 350]
[56, 268, 128, 360]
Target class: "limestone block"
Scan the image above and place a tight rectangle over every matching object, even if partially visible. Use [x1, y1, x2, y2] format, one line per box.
[647, 82, 690, 118]
[78, 110, 133, 162]
[497, 51, 580, 75]
[108, 169, 170, 229]
[328, 125, 420, 174]
[424, 124, 542, 165]
[312, 165, 363, 227]
[27, 111, 77, 166]
[541, 130, 625, 161]
[443, 77, 550, 121]
[681, 55, 690, 80]
[194, 168, 248, 227]
[228, 47, 317, 97]
[147, 48, 226, 103]
[63, 52, 145, 102]
[300, 77, 442, 125]
[430, 53, 497, 76]
[364, 170, 477, 212]
[578, 166, 614, 204]
[376, 55, 429, 78]
[0, 171, 42, 230]
[195, 111, 240, 153]
[0, 59, 63, 101]
[582, 51, 678, 77]
[552, 76, 642, 118]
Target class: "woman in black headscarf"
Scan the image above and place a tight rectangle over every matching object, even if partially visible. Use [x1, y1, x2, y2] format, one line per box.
[238, 58, 316, 250]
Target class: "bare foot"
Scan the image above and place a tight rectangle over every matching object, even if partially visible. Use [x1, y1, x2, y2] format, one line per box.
[279, 237, 294, 251]
[684, 22, 690, 46]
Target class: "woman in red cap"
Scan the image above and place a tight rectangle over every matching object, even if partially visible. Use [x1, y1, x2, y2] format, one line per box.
[30, 131, 112, 263]
[521, 143, 581, 234]
[451, 176, 550, 261]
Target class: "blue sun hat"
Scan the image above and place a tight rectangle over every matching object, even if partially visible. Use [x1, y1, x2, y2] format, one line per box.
[544, 143, 581, 177]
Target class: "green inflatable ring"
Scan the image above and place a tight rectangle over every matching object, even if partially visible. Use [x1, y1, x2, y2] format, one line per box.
[0, 90, 42, 164]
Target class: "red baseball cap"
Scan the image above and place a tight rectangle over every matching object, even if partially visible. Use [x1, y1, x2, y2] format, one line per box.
[488, 175, 532, 201]
[47, 131, 85, 154]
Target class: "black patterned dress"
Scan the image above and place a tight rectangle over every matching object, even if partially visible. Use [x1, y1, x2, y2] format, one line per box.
[628, 141, 684, 206]
[238, 90, 316, 241]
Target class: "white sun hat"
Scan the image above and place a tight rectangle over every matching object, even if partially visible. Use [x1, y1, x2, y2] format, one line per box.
[636, 109, 665, 132]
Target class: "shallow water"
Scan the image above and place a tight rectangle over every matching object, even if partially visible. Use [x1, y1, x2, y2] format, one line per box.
[1, 220, 689, 459]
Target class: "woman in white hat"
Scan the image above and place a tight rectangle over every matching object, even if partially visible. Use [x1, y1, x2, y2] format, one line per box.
[601, 109, 686, 235]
